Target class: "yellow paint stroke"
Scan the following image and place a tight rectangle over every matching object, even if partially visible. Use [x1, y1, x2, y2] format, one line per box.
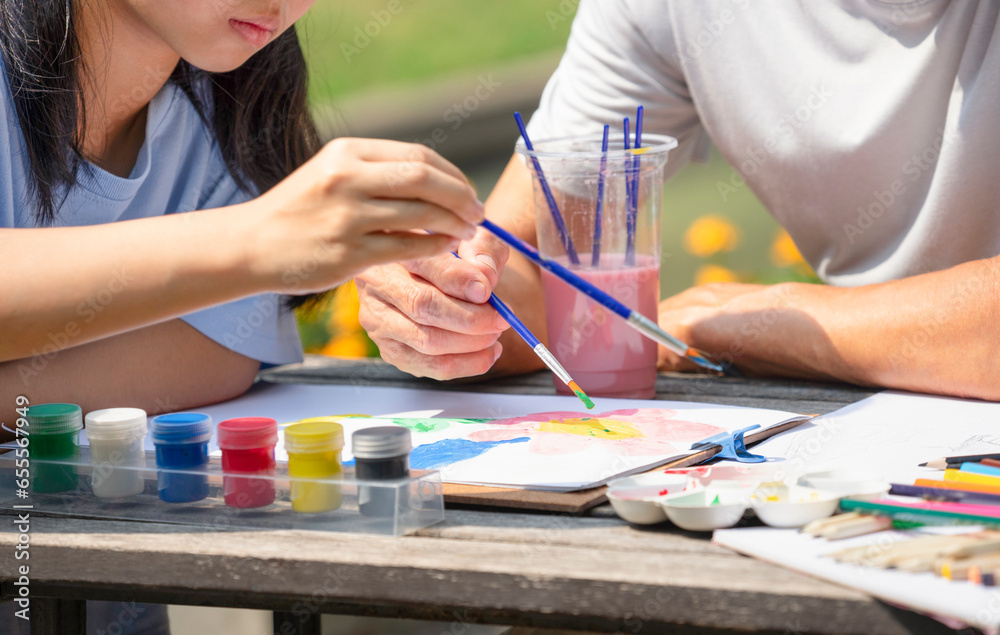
[538, 417, 644, 440]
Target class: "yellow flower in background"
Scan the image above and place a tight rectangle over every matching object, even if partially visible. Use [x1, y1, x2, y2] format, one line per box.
[683, 214, 741, 257]
[317, 279, 374, 358]
[694, 264, 741, 286]
[322, 333, 370, 358]
[770, 229, 806, 268]
[329, 280, 362, 331]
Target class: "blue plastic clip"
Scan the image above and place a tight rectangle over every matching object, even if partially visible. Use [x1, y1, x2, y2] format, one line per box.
[690, 424, 765, 463]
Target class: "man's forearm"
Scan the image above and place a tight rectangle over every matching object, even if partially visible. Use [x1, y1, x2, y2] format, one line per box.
[673, 256, 1000, 399]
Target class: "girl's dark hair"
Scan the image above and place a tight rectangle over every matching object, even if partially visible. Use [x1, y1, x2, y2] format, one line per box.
[0, 0, 320, 226]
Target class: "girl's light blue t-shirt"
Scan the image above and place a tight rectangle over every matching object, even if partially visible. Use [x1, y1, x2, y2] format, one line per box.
[1, 76, 303, 366]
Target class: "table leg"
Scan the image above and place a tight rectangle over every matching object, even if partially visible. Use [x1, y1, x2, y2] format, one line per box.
[273, 610, 321, 635]
[31, 598, 86, 635]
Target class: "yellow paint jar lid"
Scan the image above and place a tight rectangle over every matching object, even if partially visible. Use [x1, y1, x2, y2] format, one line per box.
[285, 421, 345, 454]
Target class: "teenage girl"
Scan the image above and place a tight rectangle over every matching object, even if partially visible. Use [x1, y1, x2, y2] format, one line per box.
[0, 0, 484, 424]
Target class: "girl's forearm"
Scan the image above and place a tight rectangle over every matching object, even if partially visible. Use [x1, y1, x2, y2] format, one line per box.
[0, 204, 261, 361]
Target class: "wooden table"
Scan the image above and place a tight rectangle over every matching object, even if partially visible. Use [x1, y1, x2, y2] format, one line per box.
[0, 358, 964, 634]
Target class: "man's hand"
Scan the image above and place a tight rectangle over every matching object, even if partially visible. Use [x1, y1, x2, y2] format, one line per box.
[356, 227, 512, 380]
[656, 259, 1000, 403]
[656, 281, 851, 381]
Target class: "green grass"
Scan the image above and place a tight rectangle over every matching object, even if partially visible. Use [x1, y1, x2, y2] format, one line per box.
[298, 0, 577, 104]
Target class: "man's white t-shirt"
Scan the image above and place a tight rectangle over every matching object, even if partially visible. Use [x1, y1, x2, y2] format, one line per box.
[527, 0, 1000, 286]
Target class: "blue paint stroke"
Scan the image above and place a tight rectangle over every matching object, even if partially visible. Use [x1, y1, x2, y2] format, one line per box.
[409, 437, 530, 470]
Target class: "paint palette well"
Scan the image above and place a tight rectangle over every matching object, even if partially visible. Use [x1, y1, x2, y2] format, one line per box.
[607, 473, 691, 524]
[658, 481, 756, 531]
[750, 483, 841, 528]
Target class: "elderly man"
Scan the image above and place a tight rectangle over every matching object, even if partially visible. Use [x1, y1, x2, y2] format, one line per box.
[356, 0, 1000, 400]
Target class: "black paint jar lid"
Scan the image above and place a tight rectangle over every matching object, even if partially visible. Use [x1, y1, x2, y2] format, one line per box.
[352, 426, 412, 460]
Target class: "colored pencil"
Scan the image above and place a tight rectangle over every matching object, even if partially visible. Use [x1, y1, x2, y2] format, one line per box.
[961, 462, 1000, 478]
[944, 468, 1000, 487]
[480, 218, 729, 373]
[840, 498, 1000, 525]
[920, 452, 1000, 470]
[941, 555, 1000, 580]
[513, 112, 579, 265]
[591, 124, 610, 267]
[821, 515, 893, 540]
[891, 482, 1000, 506]
[914, 478, 1000, 496]
[451, 252, 593, 409]
[983, 458, 1000, 469]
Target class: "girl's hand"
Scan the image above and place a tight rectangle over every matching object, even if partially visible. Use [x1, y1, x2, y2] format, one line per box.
[241, 138, 484, 295]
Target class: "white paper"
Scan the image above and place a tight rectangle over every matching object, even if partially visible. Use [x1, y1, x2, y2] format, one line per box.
[78, 383, 806, 491]
[713, 526, 999, 634]
[715, 390, 1000, 633]
[751, 390, 1000, 484]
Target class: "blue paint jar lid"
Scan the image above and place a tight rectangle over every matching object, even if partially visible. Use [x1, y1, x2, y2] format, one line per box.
[150, 413, 212, 446]
[27, 403, 83, 435]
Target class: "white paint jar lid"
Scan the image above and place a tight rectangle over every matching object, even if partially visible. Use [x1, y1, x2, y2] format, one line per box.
[85, 408, 148, 442]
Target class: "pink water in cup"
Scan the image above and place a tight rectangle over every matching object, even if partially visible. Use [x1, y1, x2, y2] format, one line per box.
[518, 132, 677, 399]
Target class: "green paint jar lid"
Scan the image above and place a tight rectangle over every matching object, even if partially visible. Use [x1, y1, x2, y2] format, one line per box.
[27, 403, 84, 435]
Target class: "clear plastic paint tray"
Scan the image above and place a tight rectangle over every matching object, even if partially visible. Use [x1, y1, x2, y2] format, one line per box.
[0, 444, 444, 536]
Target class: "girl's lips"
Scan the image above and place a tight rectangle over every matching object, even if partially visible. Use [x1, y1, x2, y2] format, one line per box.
[229, 18, 275, 48]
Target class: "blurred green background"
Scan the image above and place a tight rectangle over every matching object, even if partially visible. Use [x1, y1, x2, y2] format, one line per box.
[293, 0, 816, 358]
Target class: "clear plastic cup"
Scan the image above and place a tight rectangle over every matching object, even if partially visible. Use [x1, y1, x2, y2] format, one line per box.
[517, 133, 677, 399]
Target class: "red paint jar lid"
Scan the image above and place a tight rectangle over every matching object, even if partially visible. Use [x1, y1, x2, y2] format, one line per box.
[217, 417, 278, 450]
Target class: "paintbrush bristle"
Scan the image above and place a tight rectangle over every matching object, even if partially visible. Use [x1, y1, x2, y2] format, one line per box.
[568, 381, 595, 410]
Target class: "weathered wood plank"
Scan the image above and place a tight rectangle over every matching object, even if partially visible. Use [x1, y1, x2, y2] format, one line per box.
[0, 516, 952, 634]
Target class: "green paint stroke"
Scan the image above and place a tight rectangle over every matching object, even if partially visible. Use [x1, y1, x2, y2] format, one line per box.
[389, 417, 492, 433]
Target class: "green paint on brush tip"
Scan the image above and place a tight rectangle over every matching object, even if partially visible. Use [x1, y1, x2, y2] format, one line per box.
[574, 389, 595, 410]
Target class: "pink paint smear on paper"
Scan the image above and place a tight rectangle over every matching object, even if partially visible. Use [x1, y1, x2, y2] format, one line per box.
[466, 409, 724, 457]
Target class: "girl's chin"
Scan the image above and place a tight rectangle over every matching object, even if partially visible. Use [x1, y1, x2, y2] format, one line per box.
[180, 47, 259, 73]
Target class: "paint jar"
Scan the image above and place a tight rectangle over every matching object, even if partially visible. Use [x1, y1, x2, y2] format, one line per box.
[352, 426, 411, 518]
[284, 420, 344, 513]
[26, 403, 83, 493]
[85, 408, 148, 499]
[217, 417, 278, 509]
[150, 413, 212, 503]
